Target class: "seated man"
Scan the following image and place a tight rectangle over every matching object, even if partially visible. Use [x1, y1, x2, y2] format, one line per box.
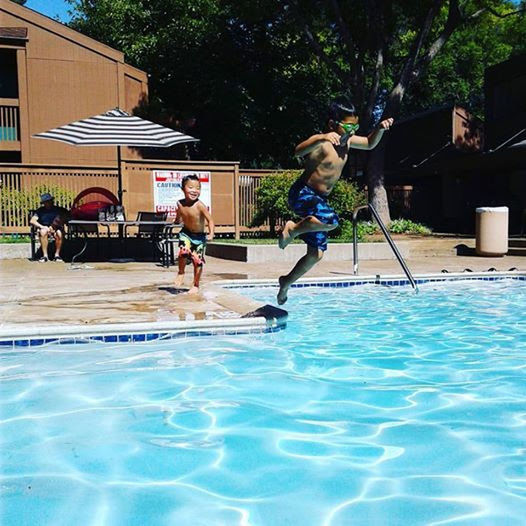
[30, 193, 69, 262]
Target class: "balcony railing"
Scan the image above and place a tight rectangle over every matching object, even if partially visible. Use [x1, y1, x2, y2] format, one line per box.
[0, 99, 20, 145]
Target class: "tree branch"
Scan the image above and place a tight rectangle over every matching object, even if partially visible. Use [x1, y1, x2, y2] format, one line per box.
[412, 0, 462, 81]
[474, 0, 526, 18]
[327, 0, 354, 58]
[363, 0, 386, 128]
[398, 0, 446, 88]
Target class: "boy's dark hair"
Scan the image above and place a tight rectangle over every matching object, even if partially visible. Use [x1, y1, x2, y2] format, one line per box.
[328, 99, 358, 122]
[181, 174, 200, 188]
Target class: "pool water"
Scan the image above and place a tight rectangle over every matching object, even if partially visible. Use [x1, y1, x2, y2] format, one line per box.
[2, 279, 526, 525]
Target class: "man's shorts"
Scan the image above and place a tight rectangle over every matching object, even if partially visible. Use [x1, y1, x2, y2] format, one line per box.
[178, 228, 207, 266]
[288, 178, 339, 251]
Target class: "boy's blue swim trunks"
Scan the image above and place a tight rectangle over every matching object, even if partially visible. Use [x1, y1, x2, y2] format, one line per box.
[288, 178, 339, 251]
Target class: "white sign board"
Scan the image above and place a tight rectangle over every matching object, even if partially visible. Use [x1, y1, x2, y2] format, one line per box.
[152, 170, 211, 218]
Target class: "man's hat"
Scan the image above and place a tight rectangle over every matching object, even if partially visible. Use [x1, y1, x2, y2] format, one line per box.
[40, 192, 54, 203]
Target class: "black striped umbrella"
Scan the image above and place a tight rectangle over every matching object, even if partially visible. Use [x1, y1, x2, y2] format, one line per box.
[34, 108, 199, 203]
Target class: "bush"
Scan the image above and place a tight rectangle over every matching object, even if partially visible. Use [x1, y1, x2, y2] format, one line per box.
[251, 170, 367, 235]
[337, 220, 378, 242]
[250, 170, 299, 233]
[335, 218, 431, 242]
[0, 184, 76, 227]
[388, 219, 431, 235]
[0, 235, 31, 244]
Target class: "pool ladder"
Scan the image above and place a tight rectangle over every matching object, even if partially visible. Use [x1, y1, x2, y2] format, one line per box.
[352, 204, 419, 291]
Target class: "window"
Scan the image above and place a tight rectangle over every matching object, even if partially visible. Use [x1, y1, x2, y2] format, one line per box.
[0, 49, 18, 98]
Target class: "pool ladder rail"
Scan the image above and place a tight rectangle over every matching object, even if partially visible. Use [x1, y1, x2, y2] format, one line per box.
[352, 204, 419, 291]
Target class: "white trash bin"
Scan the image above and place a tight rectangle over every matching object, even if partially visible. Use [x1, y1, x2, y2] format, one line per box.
[475, 206, 508, 256]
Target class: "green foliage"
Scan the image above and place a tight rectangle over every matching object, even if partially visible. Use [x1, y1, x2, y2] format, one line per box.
[0, 185, 75, 225]
[336, 220, 377, 242]
[336, 218, 430, 242]
[9, 0, 27, 5]
[66, 0, 526, 167]
[388, 219, 431, 235]
[250, 170, 299, 232]
[327, 180, 367, 222]
[251, 171, 367, 234]
[0, 235, 31, 244]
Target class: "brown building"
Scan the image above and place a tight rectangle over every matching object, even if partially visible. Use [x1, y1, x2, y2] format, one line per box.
[0, 0, 148, 166]
[385, 53, 526, 235]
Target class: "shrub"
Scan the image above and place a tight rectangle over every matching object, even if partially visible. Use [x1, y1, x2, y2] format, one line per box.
[251, 170, 367, 235]
[388, 218, 431, 235]
[250, 170, 299, 234]
[337, 220, 379, 242]
[0, 184, 76, 227]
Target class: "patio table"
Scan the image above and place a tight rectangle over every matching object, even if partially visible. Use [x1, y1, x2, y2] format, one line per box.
[68, 219, 175, 263]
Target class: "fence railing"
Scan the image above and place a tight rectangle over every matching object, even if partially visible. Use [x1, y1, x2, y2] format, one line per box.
[0, 162, 413, 236]
[238, 169, 281, 231]
[0, 101, 20, 142]
[0, 164, 118, 233]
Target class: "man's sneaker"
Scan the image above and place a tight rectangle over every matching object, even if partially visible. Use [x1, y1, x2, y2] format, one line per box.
[54, 256, 63, 262]
[39, 256, 48, 263]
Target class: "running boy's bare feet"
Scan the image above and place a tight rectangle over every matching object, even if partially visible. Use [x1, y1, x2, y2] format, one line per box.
[174, 274, 185, 288]
[279, 220, 296, 249]
[188, 286, 199, 295]
[277, 275, 289, 305]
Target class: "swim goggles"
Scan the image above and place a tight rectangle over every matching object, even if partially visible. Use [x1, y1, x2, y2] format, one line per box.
[338, 122, 360, 134]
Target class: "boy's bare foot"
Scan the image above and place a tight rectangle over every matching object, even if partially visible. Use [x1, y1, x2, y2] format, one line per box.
[278, 220, 296, 249]
[277, 275, 289, 305]
[174, 274, 185, 288]
[188, 286, 199, 295]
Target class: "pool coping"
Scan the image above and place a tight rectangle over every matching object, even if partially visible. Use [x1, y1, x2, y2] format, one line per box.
[1, 270, 524, 347]
[217, 269, 526, 289]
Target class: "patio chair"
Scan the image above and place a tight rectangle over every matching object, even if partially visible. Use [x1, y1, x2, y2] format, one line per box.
[28, 209, 66, 261]
[130, 211, 169, 262]
[134, 211, 168, 238]
[158, 224, 182, 267]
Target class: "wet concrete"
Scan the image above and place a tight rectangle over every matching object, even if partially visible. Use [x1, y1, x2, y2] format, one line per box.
[1, 248, 524, 329]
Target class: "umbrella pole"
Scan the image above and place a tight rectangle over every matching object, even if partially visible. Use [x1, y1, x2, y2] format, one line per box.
[117, 145, 123, 205]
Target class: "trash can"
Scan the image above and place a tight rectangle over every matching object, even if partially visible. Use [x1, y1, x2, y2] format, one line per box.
[475, 206, 508, 256]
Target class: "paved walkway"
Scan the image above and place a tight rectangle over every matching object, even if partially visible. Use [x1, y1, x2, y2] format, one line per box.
[1, 252, 524, 329]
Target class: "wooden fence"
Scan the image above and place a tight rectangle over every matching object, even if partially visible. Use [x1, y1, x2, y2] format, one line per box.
[238, 169, 281, 232]
[0, 162, 414, 236]
[0, 164, 118, 233]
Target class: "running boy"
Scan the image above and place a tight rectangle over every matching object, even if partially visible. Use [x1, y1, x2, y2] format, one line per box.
[277, 100, 393, 304]
[174, 174, 215, 294]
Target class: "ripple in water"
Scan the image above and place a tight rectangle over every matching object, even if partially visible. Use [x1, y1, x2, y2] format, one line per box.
[2, 280, 526, 525]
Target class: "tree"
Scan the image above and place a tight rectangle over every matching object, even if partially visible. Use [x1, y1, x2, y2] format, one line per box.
[284, 0, 525, 223]
[68, 0, 525, 223]
[10, 0, 27, 5]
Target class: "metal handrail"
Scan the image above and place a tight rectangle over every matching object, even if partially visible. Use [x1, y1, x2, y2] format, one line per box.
[352, 204, 418, 291]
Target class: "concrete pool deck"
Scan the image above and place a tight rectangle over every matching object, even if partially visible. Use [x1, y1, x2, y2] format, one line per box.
[1, 252, 524, 329]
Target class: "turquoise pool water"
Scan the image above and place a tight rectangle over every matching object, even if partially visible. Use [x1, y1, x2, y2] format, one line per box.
[2, 279, 526, 525]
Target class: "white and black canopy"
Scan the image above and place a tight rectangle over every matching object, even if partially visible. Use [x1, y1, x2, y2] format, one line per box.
[33, 108, 199, 204]
[33, 108, 199, 148]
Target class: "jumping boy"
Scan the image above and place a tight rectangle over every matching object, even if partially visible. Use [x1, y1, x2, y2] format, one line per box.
[174, 175, 215, 294]
[277, 100, 393, 304]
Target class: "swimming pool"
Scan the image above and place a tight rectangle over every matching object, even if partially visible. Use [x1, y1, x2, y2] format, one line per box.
[2, 276, 526, 525]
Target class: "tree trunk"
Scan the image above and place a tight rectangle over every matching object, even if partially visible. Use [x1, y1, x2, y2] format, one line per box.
[366, 141, 391, 225]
